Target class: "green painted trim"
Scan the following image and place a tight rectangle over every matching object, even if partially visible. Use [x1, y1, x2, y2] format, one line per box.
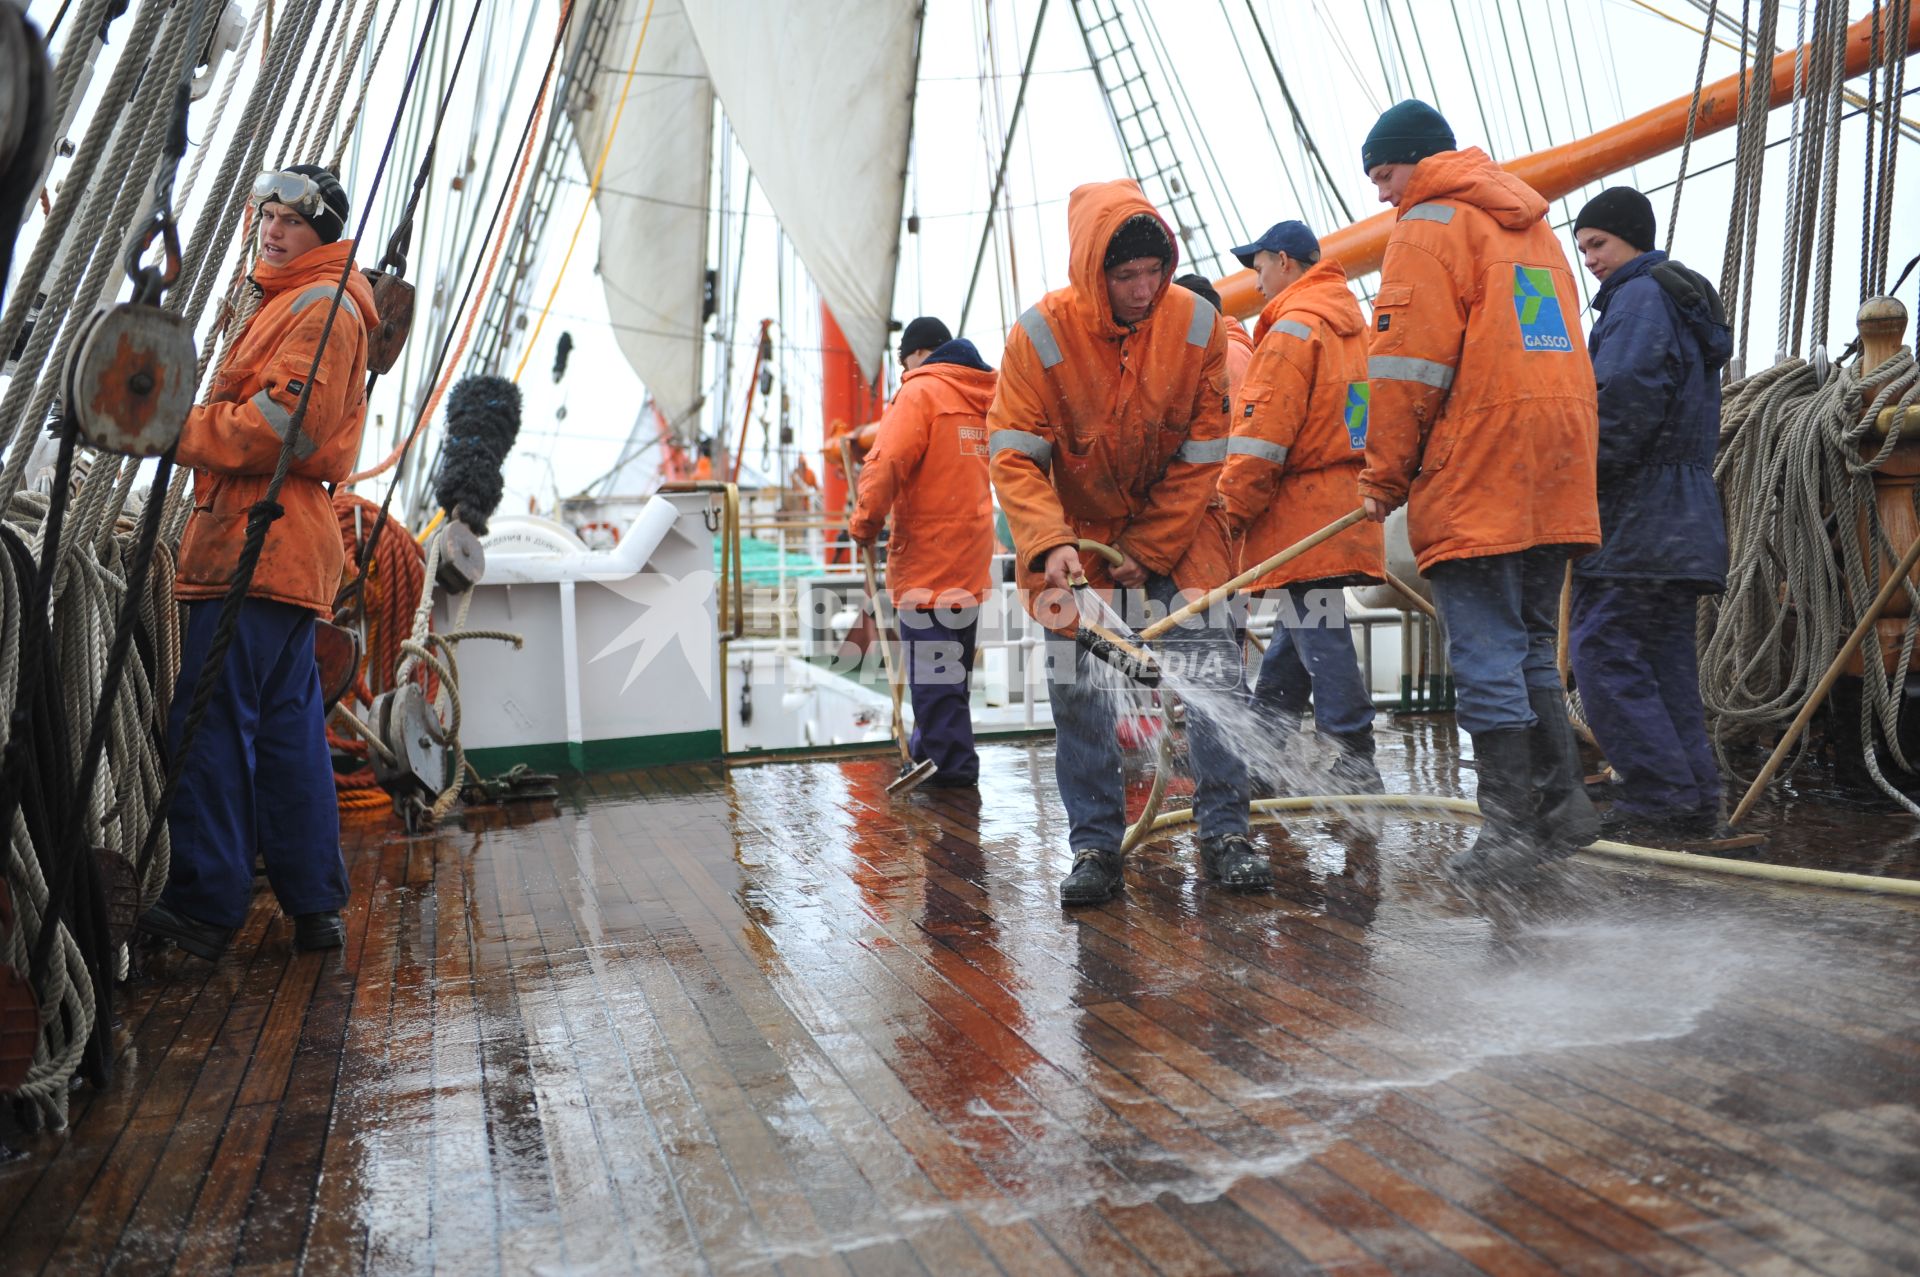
[725, 725, 1056, 766]
[466, 729, 723, 777]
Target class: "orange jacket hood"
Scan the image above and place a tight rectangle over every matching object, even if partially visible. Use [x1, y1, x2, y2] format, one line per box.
[253, 240, 379, 332]
[1254, 259, 1361, 343]
[901, 359, 997, 406]
[1403, 147, 1547, 233]
[1066, 179, 1178, 337]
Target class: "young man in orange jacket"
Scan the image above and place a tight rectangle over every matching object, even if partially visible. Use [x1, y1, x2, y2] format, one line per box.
[1355, 102, 1602, 883]
[989, 179, 1257, 906]
[849, 317, 998, 786]
[1217, 220, 1386, 794]
[138, 166, 378, 959]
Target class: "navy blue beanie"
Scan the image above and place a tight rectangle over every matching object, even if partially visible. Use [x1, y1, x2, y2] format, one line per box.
[1361, 100, 1455, 172]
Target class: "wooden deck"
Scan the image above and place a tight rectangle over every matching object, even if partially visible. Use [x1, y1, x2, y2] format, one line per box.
[4, 722, 1919, 1275]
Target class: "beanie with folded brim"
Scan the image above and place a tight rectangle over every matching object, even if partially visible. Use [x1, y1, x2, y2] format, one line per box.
[1103, 214, 1174, 270]
[1361, 99, 1455, 171]
[1573, 186, 1657, 253]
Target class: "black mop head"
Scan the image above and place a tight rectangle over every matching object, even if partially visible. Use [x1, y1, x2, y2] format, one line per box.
[435, 375, 521, 534]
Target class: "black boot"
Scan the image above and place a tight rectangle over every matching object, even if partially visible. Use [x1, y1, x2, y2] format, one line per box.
[294, 911, 345, 951]
[136, 902, 233, 961]
[1527, 688, 1599, 858]
[1446, 728, 1541, 884]
[1060, 848, 1124, 906]
[1324, 729, 1386, 795]
[1198, 832, 1274, 891]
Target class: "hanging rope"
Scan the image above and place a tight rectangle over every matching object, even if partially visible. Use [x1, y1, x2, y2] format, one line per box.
[1702, 349, 1920, 808]
[1666, 0, 1720, 252]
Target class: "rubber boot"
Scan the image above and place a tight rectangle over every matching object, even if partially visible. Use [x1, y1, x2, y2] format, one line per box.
[1446, 728, 1541, 884]
[1324, 729, 1386, 795]
[1527, 688, 1600, 859]
[1059, 848, 1124, 907]
[1198, 833, 1274, 891]
[1247, 708, 1300, 799]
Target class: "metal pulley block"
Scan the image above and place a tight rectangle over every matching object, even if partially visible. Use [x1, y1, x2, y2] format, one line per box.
[367, 684, 448, 830]
[63, 302, 196, 457]
[360, 267, 415, 374]
[313, 617, 363, 713]
[436, 519, 486, 593]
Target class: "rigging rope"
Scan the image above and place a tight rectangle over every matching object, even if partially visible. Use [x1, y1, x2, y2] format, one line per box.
[509, 0, 658, 386]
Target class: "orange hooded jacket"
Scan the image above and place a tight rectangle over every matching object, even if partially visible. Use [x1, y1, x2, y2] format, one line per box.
[1217, 259, 1383, 592]
[987, 179, 1233, 612]
[848, 357, 998, 608]
[176, 241, 378, 616]
[1222, 313, 1255, 395]
[1357, 148, 1598, 573]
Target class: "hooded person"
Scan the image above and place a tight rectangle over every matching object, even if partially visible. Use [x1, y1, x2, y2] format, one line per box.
[988, 178, 1257, 906]
[1568, 186, 1731, 839]
[1217, 220, 1386, 794]
[138, 164, 379, 961]
[1355, 102, 1602, 883]
[848, 321, 999, 786]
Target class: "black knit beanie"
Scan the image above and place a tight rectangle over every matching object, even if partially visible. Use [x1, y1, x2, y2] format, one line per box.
[1103, 214, 1173, 270]
[283, 163, 349, 244]
[1361, 99, 1455, 171]
[1573, 186, 1656, 253]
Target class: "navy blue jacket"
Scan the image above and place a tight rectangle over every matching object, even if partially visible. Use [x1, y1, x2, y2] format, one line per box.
[1575, 250, 1730, 590]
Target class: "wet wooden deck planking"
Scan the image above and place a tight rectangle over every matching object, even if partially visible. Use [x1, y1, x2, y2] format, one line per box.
[4, 724, 1919, 1275]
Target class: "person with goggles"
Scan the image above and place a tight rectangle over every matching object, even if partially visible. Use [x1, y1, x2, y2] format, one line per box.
[138, 164, 380, 963]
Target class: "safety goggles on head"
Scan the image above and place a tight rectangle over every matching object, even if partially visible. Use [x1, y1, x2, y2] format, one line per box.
[251, 170, 328, 217]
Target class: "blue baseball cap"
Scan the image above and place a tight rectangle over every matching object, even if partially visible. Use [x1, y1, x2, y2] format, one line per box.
[1229, 220, 1320, 271]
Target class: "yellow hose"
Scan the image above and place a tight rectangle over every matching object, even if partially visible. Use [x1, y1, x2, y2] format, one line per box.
[1123, 792, 1920, 898]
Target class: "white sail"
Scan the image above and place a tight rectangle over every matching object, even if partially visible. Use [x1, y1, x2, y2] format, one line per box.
[570, 0, 713, 437]
[680, 0, 919, 383]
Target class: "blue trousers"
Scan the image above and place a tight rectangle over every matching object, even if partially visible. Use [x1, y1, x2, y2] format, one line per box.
[1046, 574, 1249, 852]
[163, 599, 348, 929]
[899, 606, 980, 783]
[1570, 579, 1721, 817]
[1249, 584, 1376, 736]
[1427, 547, 1570, 733]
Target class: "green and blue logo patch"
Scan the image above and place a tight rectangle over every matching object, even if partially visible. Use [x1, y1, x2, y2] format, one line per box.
[1344, 382, 1370, 449]
[1512, 265, 1573, 352]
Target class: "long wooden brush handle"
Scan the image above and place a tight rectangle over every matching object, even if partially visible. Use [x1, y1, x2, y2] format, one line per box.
[1139, 507, 1367, 641]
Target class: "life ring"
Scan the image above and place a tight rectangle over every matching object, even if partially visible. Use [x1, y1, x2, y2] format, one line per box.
[578, 520, 621, 547]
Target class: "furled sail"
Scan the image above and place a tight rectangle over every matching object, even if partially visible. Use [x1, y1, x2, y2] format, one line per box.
[569, 0, 713, 437]
[679, 0, 919, 382]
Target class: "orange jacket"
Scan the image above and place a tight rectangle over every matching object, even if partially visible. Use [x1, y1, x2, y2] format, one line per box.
[1357, 148, 1599, 573]
[176, 241, 378, 615]
[1217, 259, 1383, 592]
[1222, 313, 1254, 396]
[848, 358, 998, 608]
[987, 179, 1233, 611]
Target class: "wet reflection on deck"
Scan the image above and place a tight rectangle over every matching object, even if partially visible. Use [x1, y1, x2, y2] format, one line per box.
[4, 721, 1918, 1274]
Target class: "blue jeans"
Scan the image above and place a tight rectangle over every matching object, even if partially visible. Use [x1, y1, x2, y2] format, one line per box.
[163, 599, 348, 929]
[899, 606, 979, 783]
[1249, 583, 1376, 737]
[1427, 547, 1570, 733]
[1046, 573, 1250, 852]
[1570, 579, 1721, 817]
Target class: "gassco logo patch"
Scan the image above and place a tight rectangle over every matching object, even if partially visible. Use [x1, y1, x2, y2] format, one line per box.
[1512, 266, 1572, 352]
[1344, 382, 1370, 449]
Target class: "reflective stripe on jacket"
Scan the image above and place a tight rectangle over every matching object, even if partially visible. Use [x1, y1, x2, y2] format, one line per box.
[1217, 259, 1383, 592]
[176, 240, 378, 615]
[848, 358, 998, 607]
[1357, 148, 1599, 573]
[987, 179, 1232, 612]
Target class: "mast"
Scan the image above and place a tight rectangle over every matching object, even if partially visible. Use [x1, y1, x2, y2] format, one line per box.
[1213, 6, 1920, 319]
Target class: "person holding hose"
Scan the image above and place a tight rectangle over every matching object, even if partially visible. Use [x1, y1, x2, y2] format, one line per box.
[1216, 219, 1386, 794]
[989, 179, 1257, 906]
[138, 165, 378, 959]
[1354, 102, 1602, 883]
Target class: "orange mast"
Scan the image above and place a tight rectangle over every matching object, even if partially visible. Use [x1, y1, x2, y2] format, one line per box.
[1215, 6, 1920, 318]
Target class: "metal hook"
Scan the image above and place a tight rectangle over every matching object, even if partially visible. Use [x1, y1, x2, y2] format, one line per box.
[701, 504, 722, 532]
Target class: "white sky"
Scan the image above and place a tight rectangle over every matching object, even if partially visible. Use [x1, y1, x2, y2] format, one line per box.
[13, 0, 1919, 514]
